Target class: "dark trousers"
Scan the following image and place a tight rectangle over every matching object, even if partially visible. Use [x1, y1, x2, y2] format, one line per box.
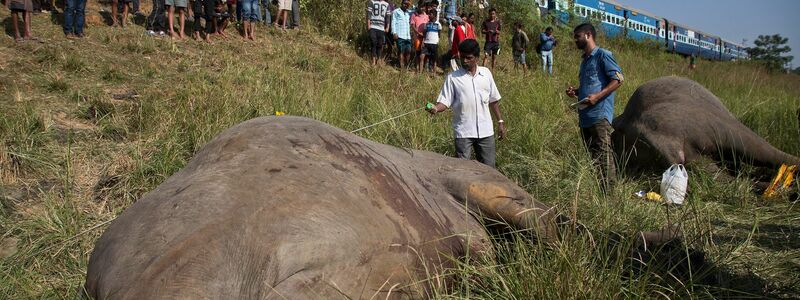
[581, 119, 617, 189]
[369, 29, 385, 59]
[290, 0, 299, 27]
[455, 136, 497, 168]
[260, 0, 271, 24]
[147, 0, 166, 31]
[235, 0, 242, 22]
[63, 0, 86, 35]
[192, 0, 214, 33]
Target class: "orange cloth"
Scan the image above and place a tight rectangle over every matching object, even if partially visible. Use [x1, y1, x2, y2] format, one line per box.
[465, 23, 476, 40]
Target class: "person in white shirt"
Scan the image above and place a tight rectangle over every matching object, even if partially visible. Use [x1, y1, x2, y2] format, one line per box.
[420, 10, 441, 73]
[427, 39, 507, 168]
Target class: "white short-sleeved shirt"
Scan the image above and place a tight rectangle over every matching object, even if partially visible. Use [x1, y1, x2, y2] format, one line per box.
[436, 66, 502, 139]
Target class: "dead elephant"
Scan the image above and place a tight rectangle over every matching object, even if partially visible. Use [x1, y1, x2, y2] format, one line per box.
[612, 76, 799, 185]
[85, 116, 674, 299]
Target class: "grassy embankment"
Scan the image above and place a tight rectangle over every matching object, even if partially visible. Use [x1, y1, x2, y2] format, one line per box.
[1, 2, 799, 298]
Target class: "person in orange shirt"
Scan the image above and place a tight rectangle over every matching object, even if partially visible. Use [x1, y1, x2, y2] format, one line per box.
[464, 13, 476, 40]
[410, 5, 429, 72]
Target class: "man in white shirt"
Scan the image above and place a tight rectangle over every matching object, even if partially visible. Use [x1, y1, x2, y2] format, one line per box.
[427, 39, 507, 168]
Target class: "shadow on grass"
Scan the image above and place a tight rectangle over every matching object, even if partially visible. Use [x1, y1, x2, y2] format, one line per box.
[98, 10, 114, 26]
[48, 10, 64, 28]
[2, 16, 16, 39]
[697, 259, 794, 299]
[624, 239, 790, 298]
[712, 220, 800, 251]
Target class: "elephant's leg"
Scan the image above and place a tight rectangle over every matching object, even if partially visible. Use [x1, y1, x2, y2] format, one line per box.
[694, 157, 776, 193]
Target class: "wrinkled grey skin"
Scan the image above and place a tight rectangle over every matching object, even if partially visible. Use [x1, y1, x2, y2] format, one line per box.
[85, 116, 567, 299]
[613, 76, 799, 175]
[85, 116, 676, 299]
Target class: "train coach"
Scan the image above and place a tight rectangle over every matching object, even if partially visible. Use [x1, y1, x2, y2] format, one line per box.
[537, 0, 748, 61]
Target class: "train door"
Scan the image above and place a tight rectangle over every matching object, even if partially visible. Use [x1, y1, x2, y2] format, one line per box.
[622, 10, 629, 37]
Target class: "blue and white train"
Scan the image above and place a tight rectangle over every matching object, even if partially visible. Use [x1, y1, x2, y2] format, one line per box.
[536, 0, 748, 61]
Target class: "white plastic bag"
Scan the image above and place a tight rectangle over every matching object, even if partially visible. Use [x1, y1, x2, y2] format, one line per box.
[660, 164, 688, 205]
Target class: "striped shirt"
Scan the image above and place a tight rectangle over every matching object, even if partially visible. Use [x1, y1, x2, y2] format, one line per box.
[366, 0, 391, 31]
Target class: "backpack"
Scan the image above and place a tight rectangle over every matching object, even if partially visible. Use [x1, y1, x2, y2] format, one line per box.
[536, 42, 543, 54]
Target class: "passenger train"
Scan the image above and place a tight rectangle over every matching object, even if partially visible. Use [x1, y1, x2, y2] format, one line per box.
[536, 0, 748, 61]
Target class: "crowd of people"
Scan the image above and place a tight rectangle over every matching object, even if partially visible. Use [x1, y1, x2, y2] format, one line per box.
[367, 0, 560, 76]
[142, 0, 301, 41]
[3, 0, 301, 42]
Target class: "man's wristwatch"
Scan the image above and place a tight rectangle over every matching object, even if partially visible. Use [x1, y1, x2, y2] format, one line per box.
[497, 120, 504, 124]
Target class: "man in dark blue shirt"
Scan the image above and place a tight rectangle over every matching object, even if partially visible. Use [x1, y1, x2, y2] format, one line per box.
[539, 26, 556, 75]
[566, 23, 623, 190]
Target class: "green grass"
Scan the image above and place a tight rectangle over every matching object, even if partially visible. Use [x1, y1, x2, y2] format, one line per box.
[1, 2, 800, 299]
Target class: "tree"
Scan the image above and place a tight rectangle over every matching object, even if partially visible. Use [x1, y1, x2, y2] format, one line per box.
[793, 66, 800, 75]
[746, 34, 793, 72]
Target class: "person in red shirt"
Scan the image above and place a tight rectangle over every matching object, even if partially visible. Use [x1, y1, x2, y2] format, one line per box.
[449, 16, 466, 68]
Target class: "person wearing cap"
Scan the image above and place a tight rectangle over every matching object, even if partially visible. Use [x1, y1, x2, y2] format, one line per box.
[427, 39, 507, 168]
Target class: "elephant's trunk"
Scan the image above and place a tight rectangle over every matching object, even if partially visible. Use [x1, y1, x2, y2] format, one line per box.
[718, 125, 800, 169]
[444, 178, 564, 244]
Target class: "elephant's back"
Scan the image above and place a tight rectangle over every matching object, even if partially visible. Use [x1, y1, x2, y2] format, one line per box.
[85, 116, 478, 299]
[615, 76, 738, 135]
